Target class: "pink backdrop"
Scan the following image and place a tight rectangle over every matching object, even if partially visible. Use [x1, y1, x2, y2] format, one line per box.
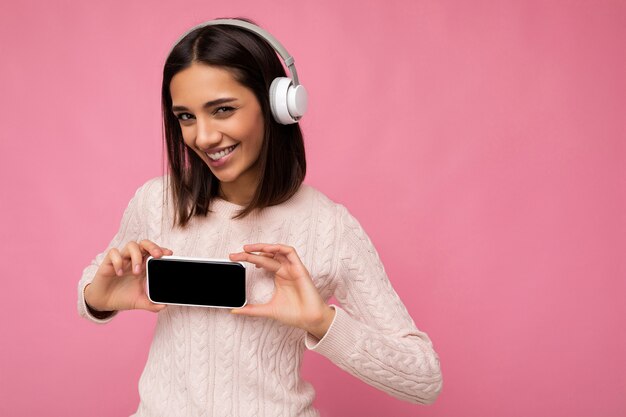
[1, 1, 624, 416]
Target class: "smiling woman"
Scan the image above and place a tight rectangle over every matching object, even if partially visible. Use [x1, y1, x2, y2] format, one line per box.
[77, 17, 442, 417]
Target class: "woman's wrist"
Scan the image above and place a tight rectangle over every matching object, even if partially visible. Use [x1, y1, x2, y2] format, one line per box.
[306, 305, 336, 340]
[84, 283, 113, 314]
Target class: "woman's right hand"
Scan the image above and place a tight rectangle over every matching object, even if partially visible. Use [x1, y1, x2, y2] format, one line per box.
[84, 239, 173, 313]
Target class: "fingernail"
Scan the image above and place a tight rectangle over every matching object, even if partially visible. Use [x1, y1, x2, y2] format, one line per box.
[117, 269, 123, 276]
[134, 264, 140, 274]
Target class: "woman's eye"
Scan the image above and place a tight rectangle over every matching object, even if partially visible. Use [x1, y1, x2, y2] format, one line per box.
[175, 113, 194, 121]
[214, 106, 235, 116]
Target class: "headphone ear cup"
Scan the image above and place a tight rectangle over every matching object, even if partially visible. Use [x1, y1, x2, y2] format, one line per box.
[287, 84, 308, 119]
[269, 77, 296, 124]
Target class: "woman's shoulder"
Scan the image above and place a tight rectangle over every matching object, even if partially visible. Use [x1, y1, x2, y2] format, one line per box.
[294, 183, 357, 224]
[300, 184, 369, 235]
[295, 183, 342, 213]
[137, 174, 169, 193]
[295, 185, 375, 255]
[130, 174, 172, 204]
[128, 174, 172, 216]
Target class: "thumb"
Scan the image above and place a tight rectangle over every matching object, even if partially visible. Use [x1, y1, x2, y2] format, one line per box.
[137, 298, 167, 313]
[149, 304, 167, 313]
[230, 303, 271, 318]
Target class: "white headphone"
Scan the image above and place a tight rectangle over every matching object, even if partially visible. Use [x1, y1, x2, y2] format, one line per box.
[168, 19, 308, 125]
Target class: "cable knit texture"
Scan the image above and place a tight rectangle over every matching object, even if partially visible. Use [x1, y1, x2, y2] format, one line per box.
[77, 176, 443, 416]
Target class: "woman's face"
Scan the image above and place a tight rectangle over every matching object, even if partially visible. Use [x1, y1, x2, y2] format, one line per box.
[170, 63, 265, 202]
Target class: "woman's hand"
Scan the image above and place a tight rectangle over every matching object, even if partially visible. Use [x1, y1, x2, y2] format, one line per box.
[229, 243, 335, 339]
[84, 240, 173, 313]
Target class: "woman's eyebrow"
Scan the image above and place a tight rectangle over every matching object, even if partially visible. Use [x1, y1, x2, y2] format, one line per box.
[172, 97, 237, 112]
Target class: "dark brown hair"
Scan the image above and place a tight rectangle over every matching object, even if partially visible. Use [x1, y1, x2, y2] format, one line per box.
[161, 18, 306, 227]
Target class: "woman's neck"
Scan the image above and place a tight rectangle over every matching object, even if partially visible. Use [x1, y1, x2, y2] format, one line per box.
[219, 181, 257, 206]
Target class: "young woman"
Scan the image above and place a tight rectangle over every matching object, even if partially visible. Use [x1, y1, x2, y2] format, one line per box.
[78, 18, 442, 417]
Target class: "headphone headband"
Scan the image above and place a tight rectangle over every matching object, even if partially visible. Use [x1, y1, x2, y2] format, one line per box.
[168, 19, 300, 86]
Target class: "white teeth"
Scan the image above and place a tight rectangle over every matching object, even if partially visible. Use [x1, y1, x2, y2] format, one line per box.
[208, 145, 236, 161]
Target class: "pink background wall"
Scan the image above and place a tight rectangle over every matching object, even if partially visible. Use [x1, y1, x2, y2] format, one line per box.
[1, 1, 624, 416]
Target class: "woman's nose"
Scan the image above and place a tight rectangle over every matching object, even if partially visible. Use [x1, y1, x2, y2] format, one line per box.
[195, 117, 222, 150]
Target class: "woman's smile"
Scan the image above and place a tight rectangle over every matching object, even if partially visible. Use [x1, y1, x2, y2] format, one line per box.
[206, 143, 239, 166]
[207, 143, 238, 161]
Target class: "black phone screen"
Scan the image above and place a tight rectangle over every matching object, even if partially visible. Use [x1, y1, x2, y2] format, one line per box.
[147, 257, 246, 308]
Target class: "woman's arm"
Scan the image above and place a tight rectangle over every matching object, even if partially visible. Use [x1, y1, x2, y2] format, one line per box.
[304, 205, 443, 405]
[77, 177, 165, 324]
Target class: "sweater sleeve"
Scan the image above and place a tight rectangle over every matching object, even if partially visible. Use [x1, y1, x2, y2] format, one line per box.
[304, 204, 443, 405]
[76, 179, 152, 324]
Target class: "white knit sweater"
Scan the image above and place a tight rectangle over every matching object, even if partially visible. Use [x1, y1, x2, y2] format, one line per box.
[77, 176, 443, 416]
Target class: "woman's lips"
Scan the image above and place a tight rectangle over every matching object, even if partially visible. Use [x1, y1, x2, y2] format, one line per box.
[206, 144, 238, 167]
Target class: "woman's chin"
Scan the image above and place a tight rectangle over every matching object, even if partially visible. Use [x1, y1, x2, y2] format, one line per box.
[210, 171, 235, 183]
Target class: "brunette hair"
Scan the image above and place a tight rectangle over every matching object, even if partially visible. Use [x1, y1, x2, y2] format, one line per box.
[161, 18, 306, 227]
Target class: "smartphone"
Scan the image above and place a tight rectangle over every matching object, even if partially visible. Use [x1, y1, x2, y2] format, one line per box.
[146, 255, 247, 308]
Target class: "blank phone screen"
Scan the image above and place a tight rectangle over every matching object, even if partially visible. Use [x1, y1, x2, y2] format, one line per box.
[147, 258, 246, 308]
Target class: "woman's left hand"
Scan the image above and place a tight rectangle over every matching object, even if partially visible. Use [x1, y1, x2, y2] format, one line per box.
[229, 243, 335, 339]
